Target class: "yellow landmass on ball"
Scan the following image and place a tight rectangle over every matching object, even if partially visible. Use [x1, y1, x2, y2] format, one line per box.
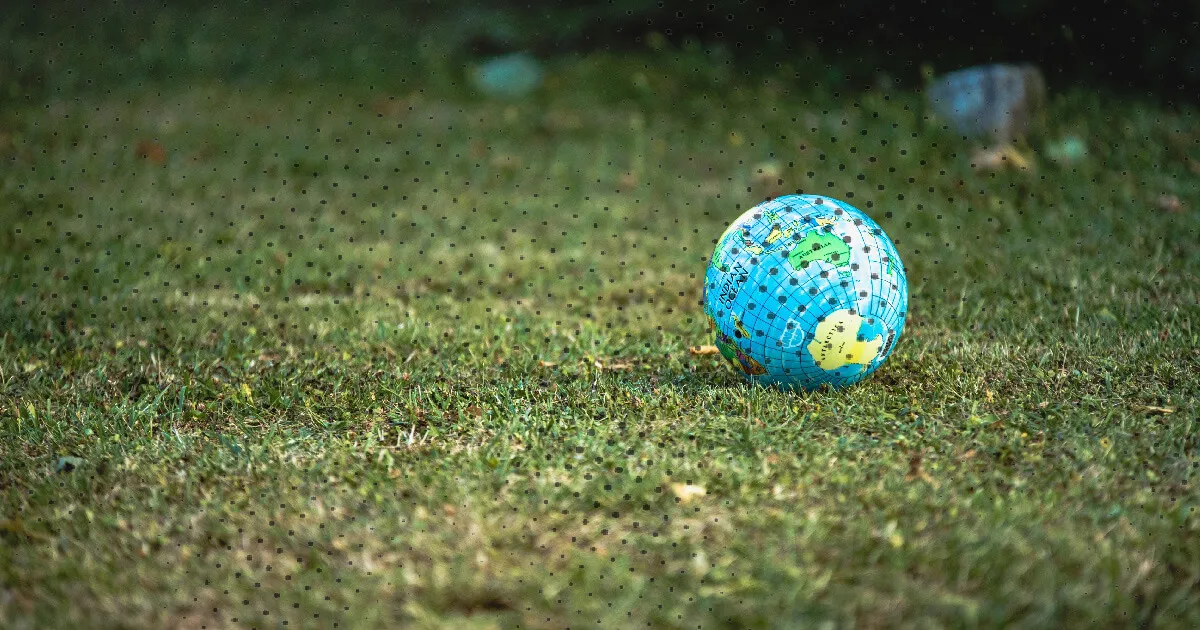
[808, 310, 883, 371]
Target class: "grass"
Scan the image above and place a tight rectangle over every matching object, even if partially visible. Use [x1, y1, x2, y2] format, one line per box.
[2, 2, 1199, 628]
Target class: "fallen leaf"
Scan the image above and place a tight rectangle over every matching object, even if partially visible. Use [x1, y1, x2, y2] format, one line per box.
[465, 406, 484, 418]
[1157, 194, 1185, 214]
[538, 360, 557, 367]
[135, 139, 168, 165]
[1137, 405, 1175, 415]
[689, 345, 719, 356]
[671, 483, 707, 503]
[970, 146, 1033, 172]
[595, 359, 634, 370]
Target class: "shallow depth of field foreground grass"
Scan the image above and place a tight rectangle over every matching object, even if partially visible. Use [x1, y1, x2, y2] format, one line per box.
[2, 3, 1200, 628]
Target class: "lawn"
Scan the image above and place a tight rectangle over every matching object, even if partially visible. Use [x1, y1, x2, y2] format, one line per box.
[2, 2, 1199, 628]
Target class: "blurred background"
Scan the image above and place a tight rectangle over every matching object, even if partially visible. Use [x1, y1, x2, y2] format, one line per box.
[2, 0, 1196, 343]
[3, 0, 1197, 104]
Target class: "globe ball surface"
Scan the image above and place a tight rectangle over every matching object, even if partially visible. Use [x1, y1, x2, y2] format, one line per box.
[703, 194, 908, 391]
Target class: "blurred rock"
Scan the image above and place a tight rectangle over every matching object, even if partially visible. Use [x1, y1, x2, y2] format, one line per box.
[925, 63, 1046, 146]
[470, 52, 544, 99]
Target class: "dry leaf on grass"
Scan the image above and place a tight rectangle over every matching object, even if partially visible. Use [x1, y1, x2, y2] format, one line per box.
[135, 139, 168, 165]
[689, 345, 719, 356]
[594, 359, 634, 370]
[970, 146, 1033, 172]
[1136, 405, 1175, 415]
[1157, 194, 1185, 214]
[671, 483, 707, 503]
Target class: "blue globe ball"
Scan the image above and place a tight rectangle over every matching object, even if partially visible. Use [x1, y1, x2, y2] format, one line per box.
[703, 194, 908, 391]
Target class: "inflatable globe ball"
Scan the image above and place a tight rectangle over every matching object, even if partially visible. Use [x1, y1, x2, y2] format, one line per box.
[703, 194, 908, 391]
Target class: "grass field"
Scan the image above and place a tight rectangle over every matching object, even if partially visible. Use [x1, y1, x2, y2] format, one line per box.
[2, 2, 1199, 628]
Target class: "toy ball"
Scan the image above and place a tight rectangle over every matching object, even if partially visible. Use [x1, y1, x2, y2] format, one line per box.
[703, 194, 908, 391]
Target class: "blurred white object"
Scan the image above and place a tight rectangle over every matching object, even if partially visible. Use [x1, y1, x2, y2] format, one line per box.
[470, 52, 544, 99]
[925, 63, 1046, 146]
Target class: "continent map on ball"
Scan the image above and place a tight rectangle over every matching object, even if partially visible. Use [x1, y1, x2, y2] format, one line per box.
[703, 194, 909, 391]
